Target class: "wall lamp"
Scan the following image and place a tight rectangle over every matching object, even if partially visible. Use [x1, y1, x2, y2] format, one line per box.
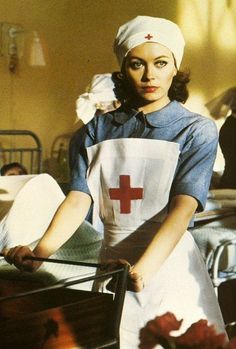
[0, 22, 46, 73]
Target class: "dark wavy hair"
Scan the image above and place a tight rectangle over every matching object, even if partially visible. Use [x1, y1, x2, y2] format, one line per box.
[112, 69, 190, 105]
[1, 162, 28, 176]
[168, 70, 190, 103]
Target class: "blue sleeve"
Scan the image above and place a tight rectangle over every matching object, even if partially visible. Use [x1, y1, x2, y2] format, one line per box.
[70, 119, 96, 196]
[170, 118, 218, 211]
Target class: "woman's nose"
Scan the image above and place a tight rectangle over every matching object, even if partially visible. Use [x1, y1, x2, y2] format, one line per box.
[142, 64, 156, 81]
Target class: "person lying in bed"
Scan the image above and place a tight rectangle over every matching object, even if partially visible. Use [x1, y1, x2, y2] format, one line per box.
[1, 162, 28, 176]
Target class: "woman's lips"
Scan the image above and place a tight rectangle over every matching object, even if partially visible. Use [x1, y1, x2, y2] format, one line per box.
[142, 86, 158, 93]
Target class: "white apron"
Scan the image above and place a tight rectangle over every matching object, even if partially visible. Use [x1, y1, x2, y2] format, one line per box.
[86, 138, 226, 349]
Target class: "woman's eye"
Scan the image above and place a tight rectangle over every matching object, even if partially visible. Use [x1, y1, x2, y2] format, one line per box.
[155, 60, 168, 68]
[130, 61, 143, 69]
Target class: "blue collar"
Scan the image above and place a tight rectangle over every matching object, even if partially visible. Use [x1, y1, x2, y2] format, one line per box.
[113, 101, 186, 128]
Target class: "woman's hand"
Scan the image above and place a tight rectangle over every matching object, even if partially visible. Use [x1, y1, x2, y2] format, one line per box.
[2, 246, 42, 272]
[128, 265, 145, 292]
[101, 259, 145, 293]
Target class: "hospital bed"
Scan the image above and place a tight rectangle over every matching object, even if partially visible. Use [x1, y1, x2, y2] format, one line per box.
[0, 129, 42, 174]
[191, 189, 236, 332]
[192, 189, 236, 282]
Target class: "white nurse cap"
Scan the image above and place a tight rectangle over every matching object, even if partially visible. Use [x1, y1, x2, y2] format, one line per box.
[114, 16, 185, 69]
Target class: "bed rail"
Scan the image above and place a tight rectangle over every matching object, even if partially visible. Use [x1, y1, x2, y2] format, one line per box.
[0, 130, 42, 174]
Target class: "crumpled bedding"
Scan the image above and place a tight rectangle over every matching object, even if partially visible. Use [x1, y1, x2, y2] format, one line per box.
[0, 174, 103, 291]
[0, 174, 65, 248]
[0, 220, 103, 291]
[192, 189, 236, 272]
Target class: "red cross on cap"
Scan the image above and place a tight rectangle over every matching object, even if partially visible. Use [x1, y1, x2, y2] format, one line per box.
[145, 33, 153, 40]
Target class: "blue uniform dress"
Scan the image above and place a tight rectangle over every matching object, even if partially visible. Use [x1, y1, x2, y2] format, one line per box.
[71, 101, 217, 211]
[71, 101, 226, 348]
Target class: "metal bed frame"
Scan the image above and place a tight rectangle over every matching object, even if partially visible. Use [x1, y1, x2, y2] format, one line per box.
[207, 238, 236, 293]
[0, 259, 129, 349]
[207, 238, 236, 337]
[0, 130, 42, 174]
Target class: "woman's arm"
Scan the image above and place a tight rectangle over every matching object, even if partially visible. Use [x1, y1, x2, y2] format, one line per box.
[33, 190, 91, 257]
[2, 190, 92, 271]
[130, 194, 198, 291]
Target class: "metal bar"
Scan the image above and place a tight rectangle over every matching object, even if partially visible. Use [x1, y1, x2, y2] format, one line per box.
[211, 238, 236, 294]
[92, 339, 118, 348]
[9, 149, 12, 162]
[0, 253, 101, 268]
[112, 264, 128, 344]
[1, 148, 39, 152]
[19, 149, 23, 164]
[0, 267, 126, 302]
[0, 130, 42, 173]
[30, 151, 34, 173]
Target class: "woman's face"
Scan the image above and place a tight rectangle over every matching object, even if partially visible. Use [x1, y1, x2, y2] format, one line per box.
[124, 42, 177, 110]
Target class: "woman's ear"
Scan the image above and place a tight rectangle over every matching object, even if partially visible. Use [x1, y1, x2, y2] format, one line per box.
[116, 72, 124, 80]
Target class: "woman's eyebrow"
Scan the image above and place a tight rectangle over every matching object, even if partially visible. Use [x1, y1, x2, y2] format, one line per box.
[154, 55, 170, 59]
[129, 55, 170, 60]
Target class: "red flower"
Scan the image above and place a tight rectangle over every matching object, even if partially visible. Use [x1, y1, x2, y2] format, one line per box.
[139, 312, 182, 349]
[139, 312, 235, 349]
[149, 312, 183, 337]
[175, 319, 227, 348]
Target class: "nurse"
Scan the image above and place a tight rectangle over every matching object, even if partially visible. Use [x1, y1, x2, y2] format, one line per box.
[3, 16, 226, 348]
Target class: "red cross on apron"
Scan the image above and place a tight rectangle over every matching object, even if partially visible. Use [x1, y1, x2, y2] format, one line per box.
[109, 175, 143, 214]
[145, 34, 153, 40]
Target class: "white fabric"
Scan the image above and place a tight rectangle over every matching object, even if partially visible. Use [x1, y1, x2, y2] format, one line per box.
[193, 190, 236, 271]
[0, 175, 36, 222]
[86, 138, 225, 348]
[205, 87, 236, 118]
[194, 189, 236, 221]
[0, 173, 103, 292]
[208, 199, 236, 208]
[76, 73, 117, 124]
[0, 220, 103, 291]
[0, 174, 65, 248]
[114, 16, 185, 69]
[28, 220, 102, 291]
[0, 175, 36, 202]
[191, 219, 236, 271]
[209, 188, 236, 200]
[87, 138, 179, 256]
[120, 232, 225, 348]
